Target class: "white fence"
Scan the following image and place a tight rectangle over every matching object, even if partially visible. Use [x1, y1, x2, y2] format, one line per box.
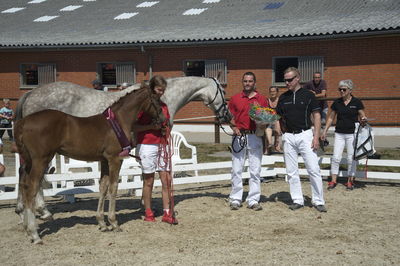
[1, 153, 399, 202]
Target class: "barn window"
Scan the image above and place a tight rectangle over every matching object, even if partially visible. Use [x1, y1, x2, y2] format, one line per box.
[20, 63, 56, 88]
[272, 56, 324, 85]
[184, 59, 227, 85]
[97, 62, 136, 87]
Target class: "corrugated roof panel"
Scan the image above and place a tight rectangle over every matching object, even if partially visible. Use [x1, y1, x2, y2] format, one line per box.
[60, 5, 83, 12]
[114, 12, 139, 20]
[33, 15, 58, 22]
[0, 0, 398, 47]
[264, 2, 285, 9]
[1, 7, 25, 13]
[137, 1, 159, 8]
[183, 8, 208, 15]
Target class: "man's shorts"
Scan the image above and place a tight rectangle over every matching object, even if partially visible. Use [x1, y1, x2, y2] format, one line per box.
[136, 144, 170, 174]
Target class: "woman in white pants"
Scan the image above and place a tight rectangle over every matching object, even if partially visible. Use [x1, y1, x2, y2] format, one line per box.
[321, 80, 367, 190]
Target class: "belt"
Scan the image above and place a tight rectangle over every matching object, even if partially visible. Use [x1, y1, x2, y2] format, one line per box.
[286, 128, 310, 134]
[240, 130, 256, 134]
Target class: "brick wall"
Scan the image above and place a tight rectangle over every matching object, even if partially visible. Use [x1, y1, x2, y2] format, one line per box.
[0, 34, 399, 124]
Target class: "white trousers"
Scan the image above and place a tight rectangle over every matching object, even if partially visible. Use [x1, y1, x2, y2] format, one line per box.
[282, 129, 325, 205]
[331, 133, 357, 177]
[230, 134, 263, 206]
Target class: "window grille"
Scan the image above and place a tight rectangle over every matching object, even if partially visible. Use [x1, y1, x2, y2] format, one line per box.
[272, 56, 324, 85]
[116, 63, 135, 85]
[205, 59, 227, 85]
[20, 63, 56, 87]
[184, 59, 227, 85]
[98, 62, 135, 86]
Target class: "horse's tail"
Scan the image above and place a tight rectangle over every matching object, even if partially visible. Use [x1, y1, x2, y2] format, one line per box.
[15, 91, 31, 121]
[14, 119, 31, 172]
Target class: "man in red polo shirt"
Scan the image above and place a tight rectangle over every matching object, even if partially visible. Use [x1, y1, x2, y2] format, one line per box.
[228, 72, 269, 211]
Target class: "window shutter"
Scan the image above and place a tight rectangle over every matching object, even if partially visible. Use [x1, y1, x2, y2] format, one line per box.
[38, 64, 56, 85]
[205, 59, 227, 84]
[116, 63, 135, 85]
[298, 56, 324, 82]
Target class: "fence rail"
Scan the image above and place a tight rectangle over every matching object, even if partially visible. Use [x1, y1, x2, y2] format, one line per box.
[1, 153, 399, 202]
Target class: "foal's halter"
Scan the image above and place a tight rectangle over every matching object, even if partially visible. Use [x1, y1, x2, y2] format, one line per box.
[206, 77, 231, 123]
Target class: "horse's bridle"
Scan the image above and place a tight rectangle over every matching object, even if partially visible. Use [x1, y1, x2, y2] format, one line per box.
[206, 77, 231, 124]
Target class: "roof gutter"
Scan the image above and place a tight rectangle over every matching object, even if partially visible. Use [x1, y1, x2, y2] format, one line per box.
[0, 29, 399, 51]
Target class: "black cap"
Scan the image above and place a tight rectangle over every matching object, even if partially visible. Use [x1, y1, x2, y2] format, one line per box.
[92, 79, 102, 85]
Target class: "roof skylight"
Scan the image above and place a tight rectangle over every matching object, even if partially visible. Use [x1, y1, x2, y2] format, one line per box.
[28, 0, 47, 4]
[203, 0, 221, 3]
[183, 8, 208, 15]
[264, 2, 285, 9]
[136, 1, 159, 8]
[34, 15, 58, 22]
[1, 7, 25, 13]
[60, 5, 83, 12]
[114, 12, 139, 20]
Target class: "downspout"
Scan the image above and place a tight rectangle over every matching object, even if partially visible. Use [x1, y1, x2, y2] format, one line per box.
[140, 45, 153, 79]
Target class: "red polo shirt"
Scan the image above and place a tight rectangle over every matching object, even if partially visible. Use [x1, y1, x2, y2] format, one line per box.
[136, 102, 170, 144]
[228, 91, 269, 131]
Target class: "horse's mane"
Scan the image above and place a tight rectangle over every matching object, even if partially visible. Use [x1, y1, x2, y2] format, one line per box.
[111, 83, 151, 110]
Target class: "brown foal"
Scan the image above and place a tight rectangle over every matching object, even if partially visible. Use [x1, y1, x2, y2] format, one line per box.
[14, 86, 165, 244]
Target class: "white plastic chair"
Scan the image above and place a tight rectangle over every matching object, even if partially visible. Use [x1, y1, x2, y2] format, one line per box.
[171, 131, 198, 176]
[59, 156, 99, 174]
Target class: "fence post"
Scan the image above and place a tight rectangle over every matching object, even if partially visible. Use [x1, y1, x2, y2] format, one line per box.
[214, 117, 220, 144]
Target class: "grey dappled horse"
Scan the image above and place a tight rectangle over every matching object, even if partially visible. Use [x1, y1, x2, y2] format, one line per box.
[18, 76, 231, 125]
[15, 76, 232, 229]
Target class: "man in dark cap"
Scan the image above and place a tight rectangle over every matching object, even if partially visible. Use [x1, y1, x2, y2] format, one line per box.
[92, 79, 108, 92]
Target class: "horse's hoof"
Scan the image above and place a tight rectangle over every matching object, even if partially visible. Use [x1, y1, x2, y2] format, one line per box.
[39, 213, 53, 221]
[32, 238, 43, 245]
[112, 226, 122, 232]
[99, 226, 109, 232]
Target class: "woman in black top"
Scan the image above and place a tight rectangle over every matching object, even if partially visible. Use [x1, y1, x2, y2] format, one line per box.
[321, 80, 367, 190]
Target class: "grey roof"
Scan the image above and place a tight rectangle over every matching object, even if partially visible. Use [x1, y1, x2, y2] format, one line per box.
[0, 0, 399, 48]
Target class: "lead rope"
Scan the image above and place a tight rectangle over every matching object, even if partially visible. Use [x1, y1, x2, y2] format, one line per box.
[157, 127, 176, 220]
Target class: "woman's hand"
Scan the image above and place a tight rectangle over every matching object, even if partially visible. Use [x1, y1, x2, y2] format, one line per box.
[360, 117, 368, 126]
[320, 131, 327, 141]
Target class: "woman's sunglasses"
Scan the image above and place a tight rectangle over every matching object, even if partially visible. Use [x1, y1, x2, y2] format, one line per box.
[338, 88, 348, 92]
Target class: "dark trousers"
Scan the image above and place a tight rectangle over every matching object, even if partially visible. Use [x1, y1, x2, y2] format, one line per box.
[0, 123, 13, 141]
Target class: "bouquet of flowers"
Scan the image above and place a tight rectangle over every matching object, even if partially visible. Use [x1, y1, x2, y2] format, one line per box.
[249, 103, 281, 125]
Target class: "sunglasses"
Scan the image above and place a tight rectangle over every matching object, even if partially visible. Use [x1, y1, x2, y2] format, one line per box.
[284, 76, 297, 83]
[338, 88, 348, 92]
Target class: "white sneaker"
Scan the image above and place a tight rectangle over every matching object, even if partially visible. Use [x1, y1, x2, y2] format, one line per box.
[229, 201, 241, 210]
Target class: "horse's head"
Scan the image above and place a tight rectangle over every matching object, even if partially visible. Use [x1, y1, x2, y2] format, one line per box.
[145, 87, 167, 124]
[206, 78, 232, 124]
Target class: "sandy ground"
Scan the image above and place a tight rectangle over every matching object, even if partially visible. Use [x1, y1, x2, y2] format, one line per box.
[0, 177, 399, 265]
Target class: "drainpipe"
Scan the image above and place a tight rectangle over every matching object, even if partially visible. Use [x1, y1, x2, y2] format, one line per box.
[140, 45, 153, 79]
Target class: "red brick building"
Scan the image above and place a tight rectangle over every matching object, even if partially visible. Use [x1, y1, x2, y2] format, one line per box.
[0, 1, 399, 126]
